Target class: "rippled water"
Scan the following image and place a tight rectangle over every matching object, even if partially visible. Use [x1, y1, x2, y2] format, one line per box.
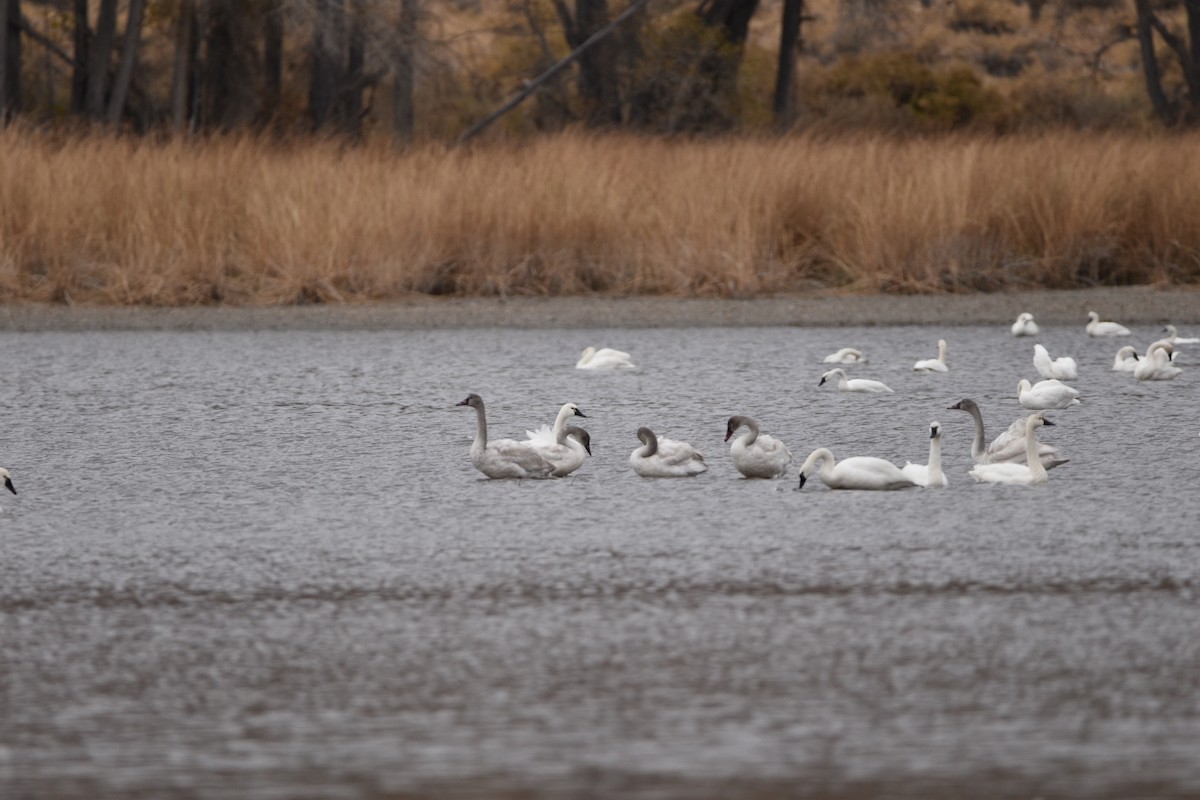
[2, 323, 1198, 799]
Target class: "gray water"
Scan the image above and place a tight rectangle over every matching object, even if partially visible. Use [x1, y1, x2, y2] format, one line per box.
[1, 323, 1198, 799]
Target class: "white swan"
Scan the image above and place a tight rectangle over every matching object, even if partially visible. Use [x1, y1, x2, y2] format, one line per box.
[901, 421, 948, 488]
[1018, 378, 1080, 410]
[724, 416, 793, 478]
[823, 347, 868, 364]
[948, 398, 1068, 470]
[576, 346, 635, 370]
[819, 368, 894, 394]
[630, 427, 707, 477]
[969, 413, 1055, 485]
[1134, 341, 1182, 381]
[913, 339, 949, 372]
[526, 402, 591, 477]
[457, 394, 555, 479]
[1086, 311, 1131, 337]
[1033, 344, 1078, 381]
[797, 448, 915, 491]
[1162, 324, 1200, 344]
[1112, 345, 1140, 373]
[1011, 312, 1039, 337]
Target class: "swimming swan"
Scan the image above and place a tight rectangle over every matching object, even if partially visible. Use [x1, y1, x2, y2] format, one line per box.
[901, 421, 948, 488]
[630, 427, 707, 477]
[526, 403, 591, 476]
[948, 398, 1068, 470]
[1134, 341, 1182, 381]
[913, 339, 949, 372]
[819, 368, 894, 394]
[969, 414, 1055, 485]
[576, 347, 635, 370]
[823, 347, 868, 364]
[1086, 311, 1131, 337]
[725, 416, 793, 478]
[0, 468, 15, 496]
[1033, 344, 1078, 381]
[1112, 345, 1140, 373]
[457, 394, 555, 479]
[1011, 312, 1039, 337]
[797, 448, 916, 491]
[1162, 324, 1200, 344]
[1018, 378, 1080, 410]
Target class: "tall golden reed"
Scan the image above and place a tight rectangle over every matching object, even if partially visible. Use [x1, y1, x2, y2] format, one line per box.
[0, 130, 1197, 305]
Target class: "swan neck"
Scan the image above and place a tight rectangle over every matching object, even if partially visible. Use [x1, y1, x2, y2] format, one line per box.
[929, 433, 942, 474]
[641, 431, 658, 456]
[552, 405, 572, 437]
[802, 448, 835, 480]
[966, 405, 985, 459]
[742, 419, 760, 445]
[473, 403, 488, 449]
[1024, 417, 1047, 479]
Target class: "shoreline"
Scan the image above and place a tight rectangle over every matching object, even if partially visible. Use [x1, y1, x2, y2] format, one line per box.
[1, 287, 1197, 332]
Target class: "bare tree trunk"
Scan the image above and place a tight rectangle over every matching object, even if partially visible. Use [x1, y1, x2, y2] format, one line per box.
[772, 0, 803, 127]
[106, 0, 148, 125]
[699, 0, 760, 44]
[344, 0, 365, 136]
[0, 0, 20, 121]
[170, 0, 196, 131]
[262, 0, 283, 125]
[200, 0, 260, 130]
[1135, 0, 1173, 125]
[393, 0, 418, 143]
[309, 0, 344, 131]
[70, 0, 88, 114]
[576, 0, 621, 125]
[85, 0, 118, 118]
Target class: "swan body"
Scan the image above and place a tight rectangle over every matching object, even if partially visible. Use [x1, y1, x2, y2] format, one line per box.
[823, 347, 867, 364]
[1134, 341, 1182, 381]
[797, 448, 915, 491]
[969, 414, 1054, 485]
[1011, 313, 1039, 337]
[725, 416, 793, 478]
[1162, 324, 1200, 344]
[1112, 346, 1140, 373]
[901, 421, 948, 488]
[630, 427, 707, 477]
[819, 368, 894, 394]
[1018, 378, 1080, 410]
[1086, 311, 1131, 337]
[458, 394, 555, 479]
[913, 339, 949, 372]
[576, 346, 635, 370]
[526, 403, 591, 476]
[1033, 344, 1078, 381]
[948, 399, 1068, 470]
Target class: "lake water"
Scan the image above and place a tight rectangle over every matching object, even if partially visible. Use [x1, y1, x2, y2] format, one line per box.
[2, 322, 1198, 799]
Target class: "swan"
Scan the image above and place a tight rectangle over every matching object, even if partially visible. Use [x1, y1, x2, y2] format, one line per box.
[0, 468, 15, 495]
[901, 421, 948, 488]
[1086, 311, 1131, 337]
[819, 368, 894, 394]
[913, 339, 949, 372]
[969, 413, 1055, 485]
[823, 347, 868, 364]
[1033, 344, 1078, 381]
[576, 346, 635, 370]
[797, 448, 915, 491]
[1011, 312, 1039, 337]
[630, 427, 707, 477]
[1018, 378, 1080, 410]
[526, 402, 590, 476]
[724, 416, 793, 478]
[1112, 345, 1140, 372]
[1134, 341, 1182, 381]
[948, 398, 1068, 469]
[457, 394, 556, 479]
[1162, 324, 1200, 344]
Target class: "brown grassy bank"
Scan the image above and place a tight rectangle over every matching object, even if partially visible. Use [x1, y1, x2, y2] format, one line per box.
[1, 131, 1198, 305]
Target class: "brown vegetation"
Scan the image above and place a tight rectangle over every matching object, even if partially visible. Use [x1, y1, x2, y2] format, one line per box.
[1, 130, 1198, 305]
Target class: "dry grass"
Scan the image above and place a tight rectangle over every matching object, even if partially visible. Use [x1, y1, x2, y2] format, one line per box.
[1, 130, 1198, 305]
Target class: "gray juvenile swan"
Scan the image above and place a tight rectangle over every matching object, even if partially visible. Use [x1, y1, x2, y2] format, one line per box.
[724, 416, 793, 478]
[948, 398, 1067, 469]
[630, 427, 707, 477]
[457, 394, 555, 479]
[901, 421, 948, 488]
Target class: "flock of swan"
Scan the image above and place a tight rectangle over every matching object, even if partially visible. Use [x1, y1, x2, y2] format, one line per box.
[459, 313, 1191, 489]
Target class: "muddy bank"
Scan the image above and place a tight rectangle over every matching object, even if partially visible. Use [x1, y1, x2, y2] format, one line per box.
[1, 287, 1197, 331]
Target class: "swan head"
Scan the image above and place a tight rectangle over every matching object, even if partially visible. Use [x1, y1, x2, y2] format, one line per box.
[947, 398, 978, 413]
[578, 347, 596, 362]
[456, 393, 484, 409]
[1087, 311, 1099, 323]
[566, 426, 592, 456]
[724, 416, 755, 442]
[0, 467, 13, 495]
[1017, 379, 1033, 394]
[636, 427, 656, 446]
[1017, 312, 1033, 323]
[819, 368, 844, 386]
[929, 421, 941, 439]
[1031, 413, 1054, 429]
[562, 403, 587, 419]
[1163, 324, 1178, 337]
